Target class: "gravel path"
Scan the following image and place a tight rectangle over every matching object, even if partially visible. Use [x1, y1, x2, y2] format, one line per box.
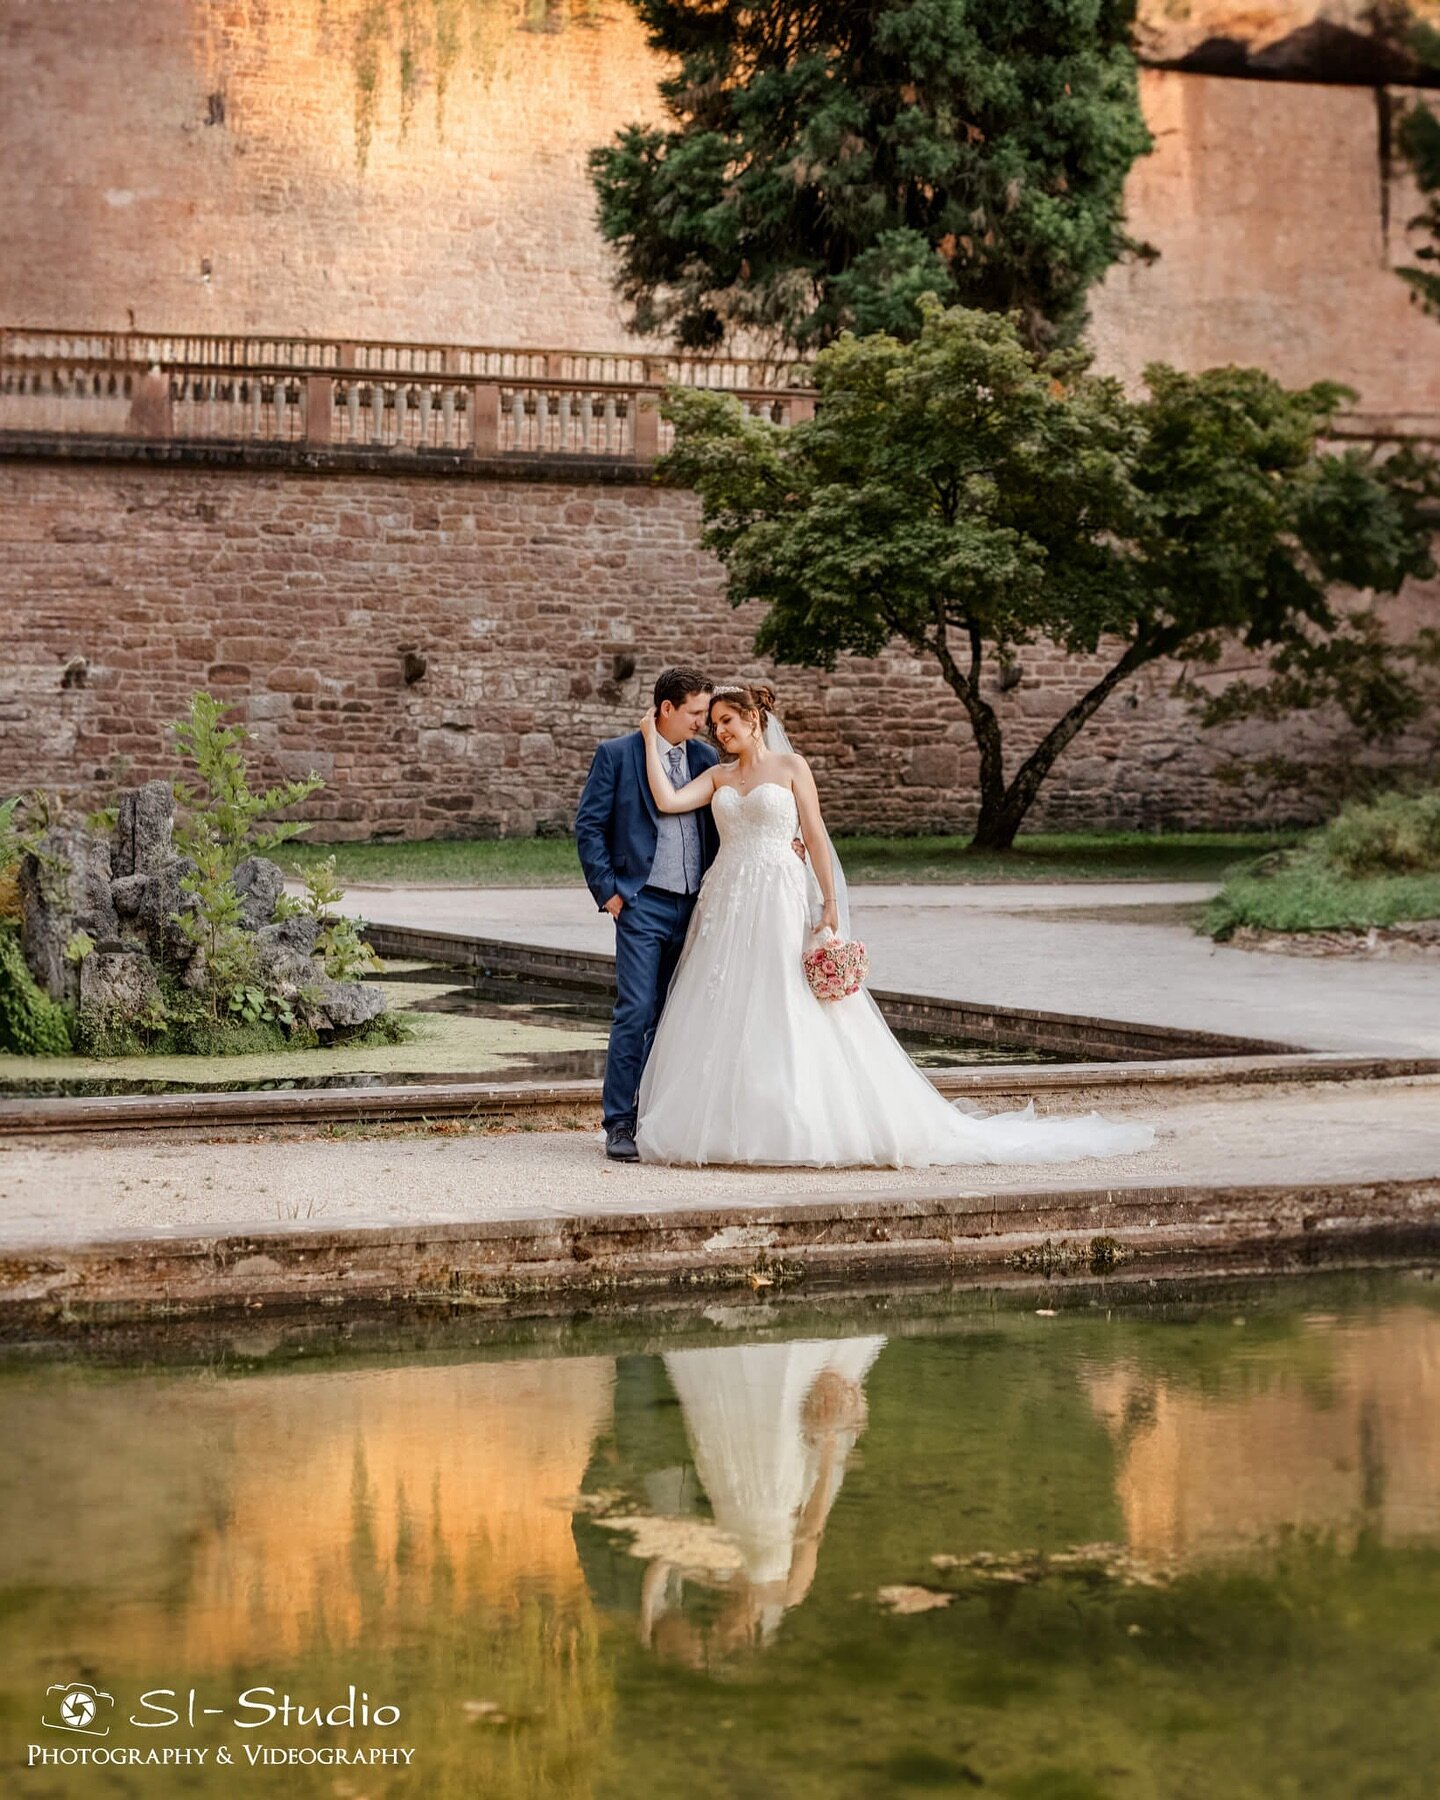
[3, 1077, 1437, 1248]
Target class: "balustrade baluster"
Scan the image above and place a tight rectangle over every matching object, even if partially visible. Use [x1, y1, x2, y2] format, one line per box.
[0, 328, 814, 457]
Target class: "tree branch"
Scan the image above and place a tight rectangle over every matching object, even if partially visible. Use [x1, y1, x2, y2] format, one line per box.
[1001, 634, 1166, 822]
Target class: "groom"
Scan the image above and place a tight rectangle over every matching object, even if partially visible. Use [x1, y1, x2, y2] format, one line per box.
[575, 667, 721, 1161]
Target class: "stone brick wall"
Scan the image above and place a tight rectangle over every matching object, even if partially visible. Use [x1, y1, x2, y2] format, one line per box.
[3, 454, 1432, 838]
[0, 0, 669, 352]
[1, 2, 1435, 836]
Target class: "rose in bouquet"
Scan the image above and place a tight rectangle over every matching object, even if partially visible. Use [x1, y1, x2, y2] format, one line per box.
[803, 932, 869, 1002]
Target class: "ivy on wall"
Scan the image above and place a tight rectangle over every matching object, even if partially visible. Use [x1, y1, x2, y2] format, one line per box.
[318, 0, 605, 170]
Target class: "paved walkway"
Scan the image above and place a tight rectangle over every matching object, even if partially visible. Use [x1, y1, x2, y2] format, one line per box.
[3, 1076, 1437, 1249]
[331, 881, 1440, 1058]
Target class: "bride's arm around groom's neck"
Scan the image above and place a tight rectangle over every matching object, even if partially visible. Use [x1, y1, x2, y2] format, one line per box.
[639, 712, 719, 815]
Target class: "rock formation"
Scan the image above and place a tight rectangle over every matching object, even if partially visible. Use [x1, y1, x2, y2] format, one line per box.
[17, 783, 387, 1040]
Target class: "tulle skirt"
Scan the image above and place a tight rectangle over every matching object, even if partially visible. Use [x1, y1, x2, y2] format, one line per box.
[634, 846, 1156, 1169]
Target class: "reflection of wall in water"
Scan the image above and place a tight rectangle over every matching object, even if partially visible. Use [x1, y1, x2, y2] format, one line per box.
[3, 1357, 614, 1663]
[1088, 1309, 1440, 1561]
[184, 1357, 615, 1662]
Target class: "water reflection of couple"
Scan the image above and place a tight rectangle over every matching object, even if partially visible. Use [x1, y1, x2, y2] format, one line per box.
[635, 1337, 886, 1664]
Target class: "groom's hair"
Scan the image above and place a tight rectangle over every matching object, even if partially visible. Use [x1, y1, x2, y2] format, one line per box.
[652, 666, 712, 714]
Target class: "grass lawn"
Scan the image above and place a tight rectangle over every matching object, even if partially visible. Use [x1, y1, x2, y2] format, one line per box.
[280, 828, 1301, 888]
[1205, 867, 1440, 935]
[1203, 793, 1440, 937]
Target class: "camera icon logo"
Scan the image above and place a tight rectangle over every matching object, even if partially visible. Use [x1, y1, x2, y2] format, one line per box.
[43, 1681, 115, 1737]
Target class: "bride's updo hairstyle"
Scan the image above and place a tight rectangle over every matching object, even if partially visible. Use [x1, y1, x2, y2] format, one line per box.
[707, 680, 777, 740]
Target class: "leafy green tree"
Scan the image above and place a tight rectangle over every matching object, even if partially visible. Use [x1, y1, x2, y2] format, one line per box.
[1396, 22, 1440, 317]
[660, 301, 1437, 848]
[589, 0, 1153, 353]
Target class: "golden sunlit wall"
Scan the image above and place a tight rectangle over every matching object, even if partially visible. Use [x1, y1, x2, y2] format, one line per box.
[0, 0, 1435, 415]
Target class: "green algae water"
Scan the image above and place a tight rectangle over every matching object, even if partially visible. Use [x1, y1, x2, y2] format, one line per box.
[3, 1272, 1440, 1798]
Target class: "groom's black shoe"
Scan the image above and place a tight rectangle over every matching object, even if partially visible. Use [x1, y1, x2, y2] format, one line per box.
[605, 1126, 640, 1162]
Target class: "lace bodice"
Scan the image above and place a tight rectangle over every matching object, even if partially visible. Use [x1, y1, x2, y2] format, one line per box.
[711, 781, 800, 854]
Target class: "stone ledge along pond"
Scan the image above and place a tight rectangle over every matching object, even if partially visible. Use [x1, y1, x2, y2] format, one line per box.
[0, 965, 1074, 1101]
[4, 1270, 1440, 1798]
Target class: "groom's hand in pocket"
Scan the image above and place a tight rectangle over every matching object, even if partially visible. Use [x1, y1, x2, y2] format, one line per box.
[602, 894, 624, 918]
[791, 838, 807, 862]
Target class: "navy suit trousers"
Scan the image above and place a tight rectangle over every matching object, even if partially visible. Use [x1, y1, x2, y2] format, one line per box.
[602, 885, 696, 1133]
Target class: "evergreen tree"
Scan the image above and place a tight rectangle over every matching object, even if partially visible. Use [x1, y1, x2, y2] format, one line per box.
[590, 0, 1153, 353]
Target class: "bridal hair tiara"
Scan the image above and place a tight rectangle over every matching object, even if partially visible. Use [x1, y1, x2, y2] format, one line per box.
[709, 680, 778, 719]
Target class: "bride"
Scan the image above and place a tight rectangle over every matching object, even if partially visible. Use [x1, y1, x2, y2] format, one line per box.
[634, 681, 1157, 1169]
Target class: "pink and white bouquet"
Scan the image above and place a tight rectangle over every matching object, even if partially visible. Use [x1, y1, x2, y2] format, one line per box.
[802, 931, 869, 1002]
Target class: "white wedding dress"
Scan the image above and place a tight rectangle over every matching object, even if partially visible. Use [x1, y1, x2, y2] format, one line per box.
[634, 781, 1157, 1168]
[663, 1337, 887, 1592]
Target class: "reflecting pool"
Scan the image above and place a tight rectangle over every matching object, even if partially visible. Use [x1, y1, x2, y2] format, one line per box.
[4, 1272, 1440, 1797]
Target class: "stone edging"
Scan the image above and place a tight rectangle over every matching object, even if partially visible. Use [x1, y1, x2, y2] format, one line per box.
[1, 1056, 1435, 1137]
[5, 1176, 1438, 1331]
[0, 431, 657, 486]
[360, 922, 1298, 1060]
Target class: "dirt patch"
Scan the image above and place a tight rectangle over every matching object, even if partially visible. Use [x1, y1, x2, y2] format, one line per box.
[1017, 903, 1205, 929]
[1229, 922, 1440, 960]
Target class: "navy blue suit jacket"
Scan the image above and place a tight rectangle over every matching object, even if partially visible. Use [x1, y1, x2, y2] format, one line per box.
[574, 731, 721, 909]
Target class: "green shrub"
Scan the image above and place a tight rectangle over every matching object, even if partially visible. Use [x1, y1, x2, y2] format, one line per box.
[1204, 865, 1440, 938]
[352, 1011, 413, 1048]
[0, 796, 20, 870]
[1319, 791, 1440, 878]
[0, 924, 74, 1055]
[70, 971, 411, 1059]
[1204, 791, 1440, 938]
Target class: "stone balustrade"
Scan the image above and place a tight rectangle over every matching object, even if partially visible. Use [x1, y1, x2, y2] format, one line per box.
[1, 326, 808, 389]
[6, 329, 1428, 473]
[0, 327, 815, 461]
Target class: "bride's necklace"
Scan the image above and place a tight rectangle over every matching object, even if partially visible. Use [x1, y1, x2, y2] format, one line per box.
[729, 753, 777, 796]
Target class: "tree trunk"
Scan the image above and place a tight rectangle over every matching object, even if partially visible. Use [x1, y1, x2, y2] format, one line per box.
[929, 623, 1011, 840]
[929, 618, 1165, 852]
[968, 639, 1160, 850]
